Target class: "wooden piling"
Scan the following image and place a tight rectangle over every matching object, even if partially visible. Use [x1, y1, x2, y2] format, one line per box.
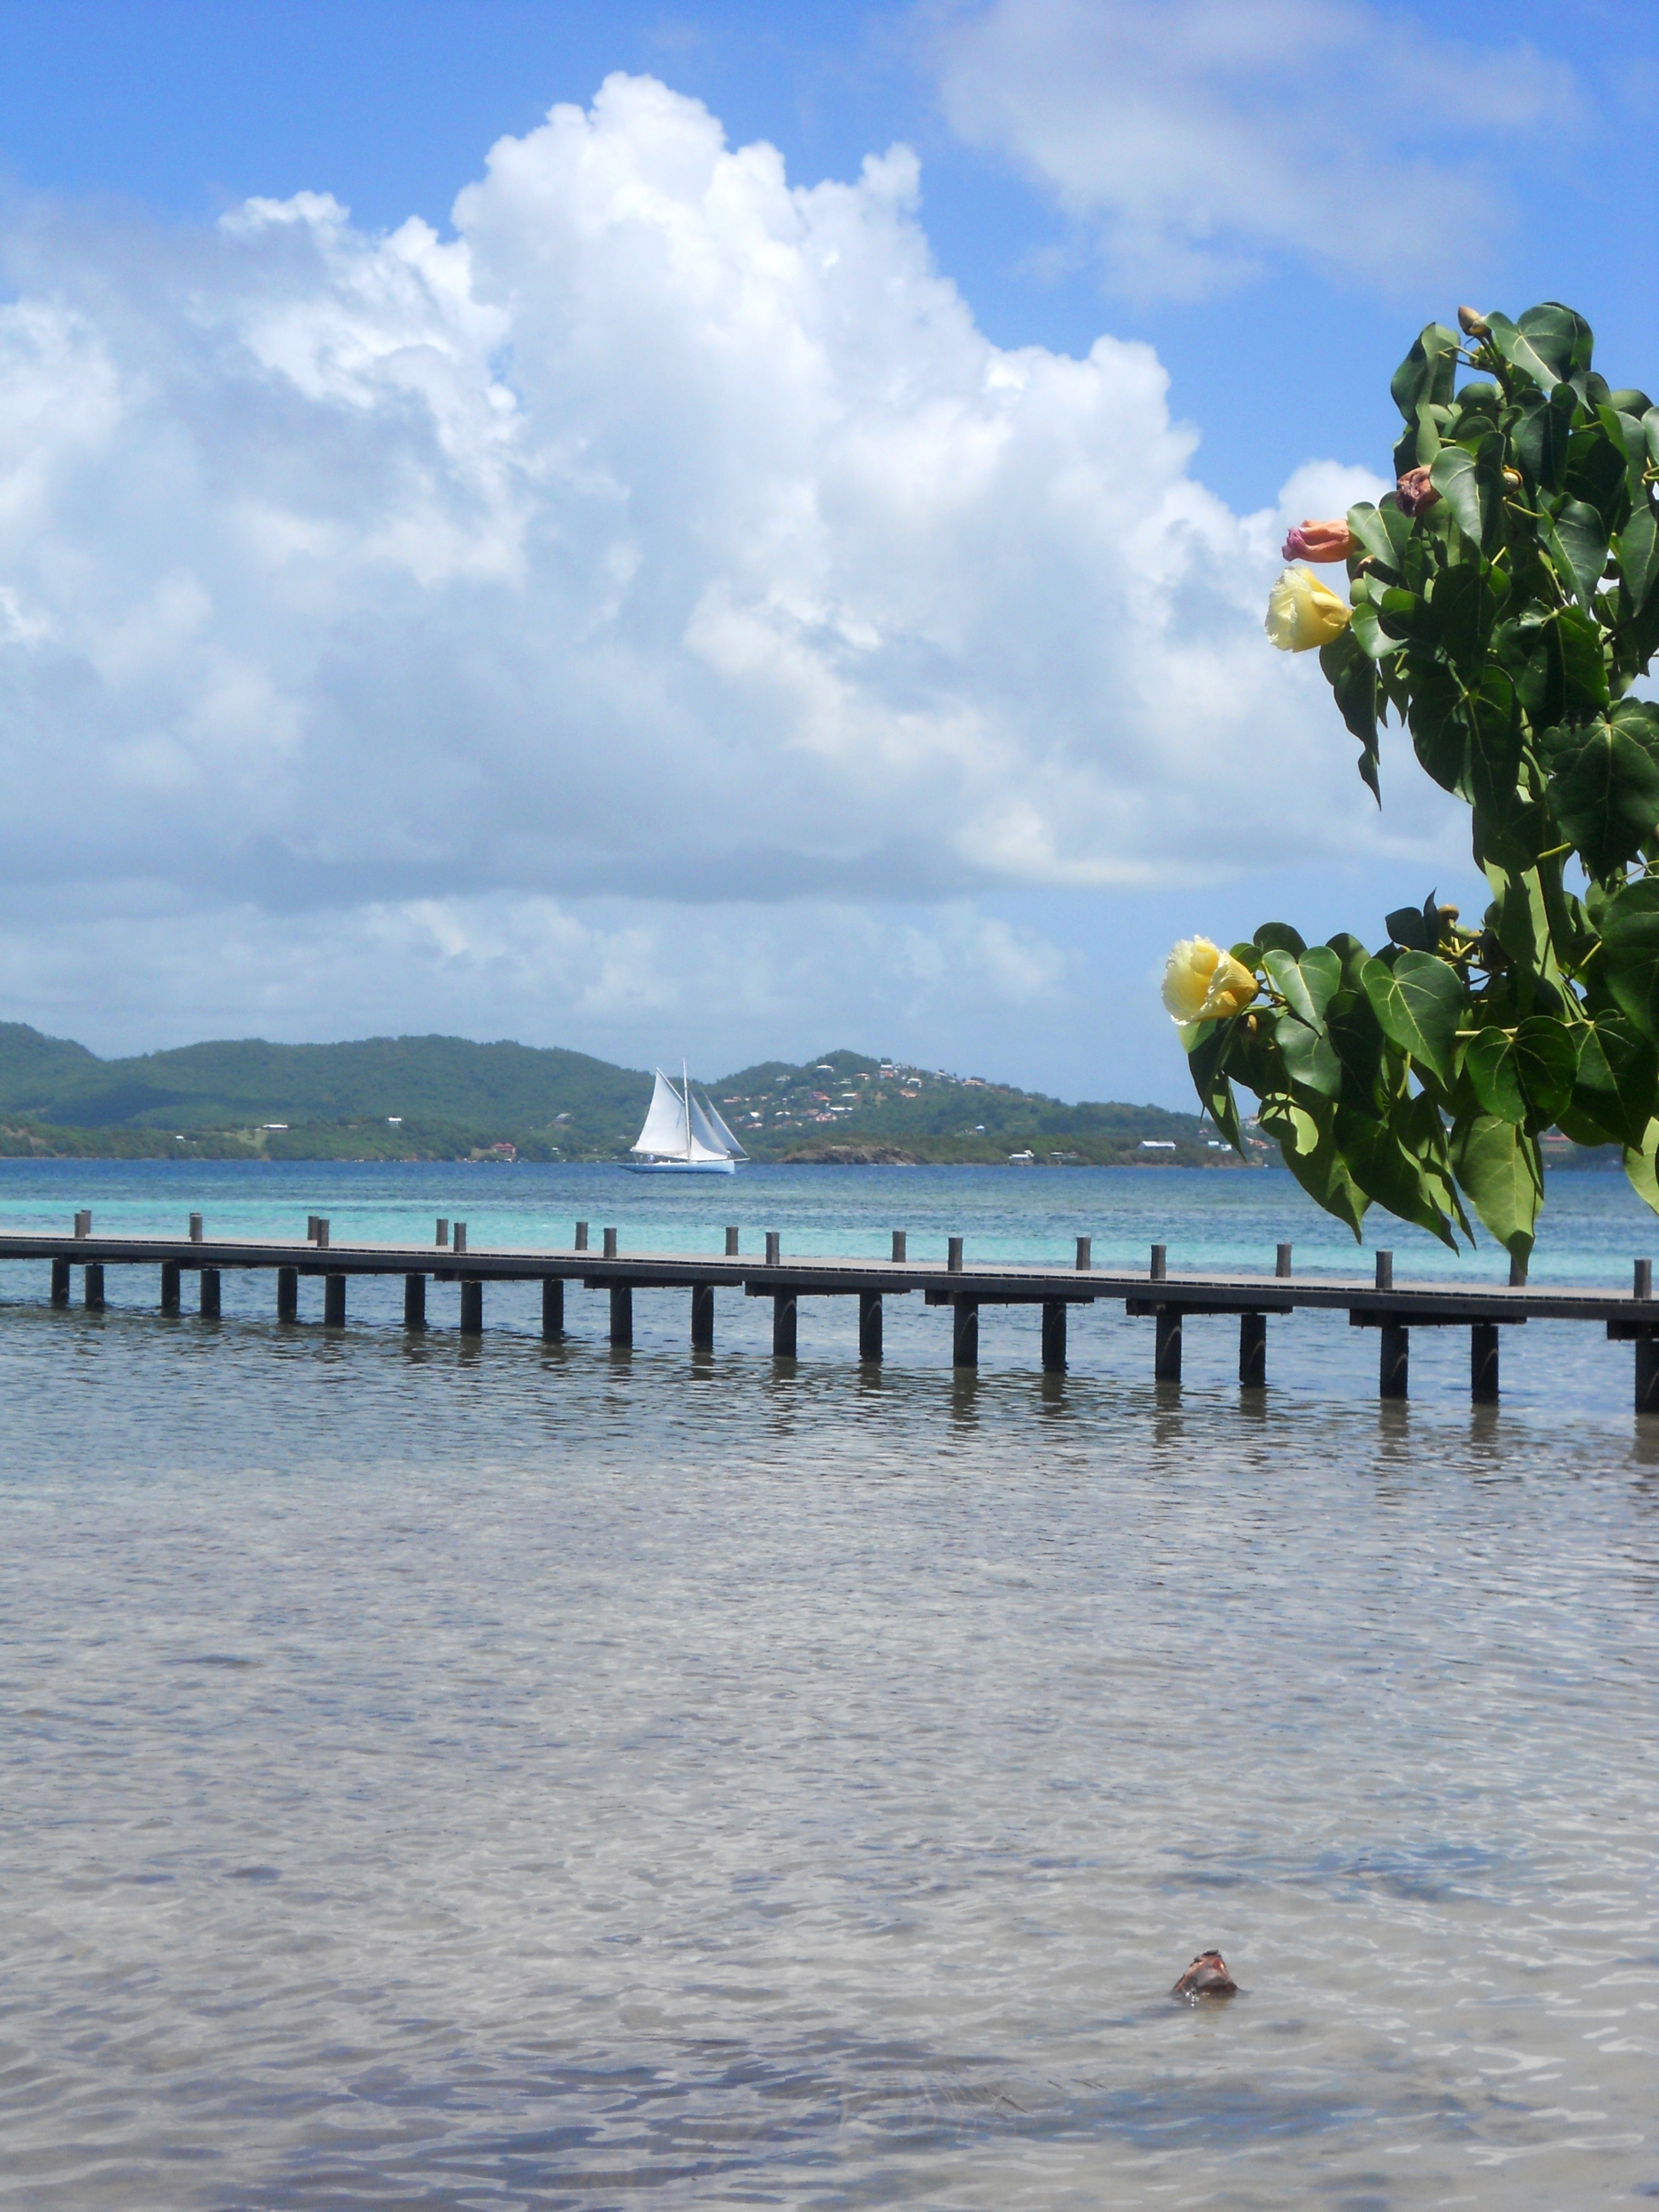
[1239, 1310, 1266, 1388]
[772, 1289, 797, 1357]
[765, 1231, 780, 1266]
[200, 1269, 222, 1320]
[160, 1261, 180, 1314]
[50, 1257, 69, 1306]
[948, 1236, 964, 1274]
[1471, 1320, 1499, 1402]
[1041, 1298, 1066, 1371]
[574, 1221, 589, 1253]
[609, 1284, 633, 1347]
[277, 1266, 298, 1322]
[603, 1227, 618, 1260]
[1076, 1236, 1091, 1271]
[541, 1278, 564, 1340]
[1149, 1243, 1166, 1282]
[691, 1282, 714, 1348]
[1637, 1334, 1659, 1414]
[459, 1280, 482, 1335]
[188, 1213, 204, 1245]
[859, 1288, 882, 1361]
[1276, 1242, 1293, 1279]
[83, 1263, 104, 1309]
[891, 1231, 906, 1262]
[323, 1273, 345, 1327]
[1154, 1306, 1180, 1380]
[952, 1297, 979, 1368]
[1379, 1317, 1409, 1398]
[435, 1218, 449, 1248]
[725, 1226, 740, 1256]
[404, 1273, 426, 1329]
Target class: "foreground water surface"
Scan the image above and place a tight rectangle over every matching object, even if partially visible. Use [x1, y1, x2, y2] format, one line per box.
[3, 1163, 1657, 2208]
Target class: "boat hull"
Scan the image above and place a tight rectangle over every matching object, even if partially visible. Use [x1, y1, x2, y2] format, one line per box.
[625, 1157, 738, 1176]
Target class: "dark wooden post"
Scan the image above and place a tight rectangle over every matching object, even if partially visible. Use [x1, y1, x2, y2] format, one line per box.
[323, 1273, 345, 1327]
[459, 1280, 482, 1335]
[1041, 1298, 1066, 1371]
[404, 1273, 426, 1329]
[83, 1263, 105, 1309]
[1075, 1237, 1091, 1271]
[1276, 1242, 1293, 1278]
[952, 1297, 979, 1368]
[574, 1221, 588, 1253]
[948, 1236, 964, 1273]
[1471, 1320, 1499, 1402]
[188, 1213, 204, 1245]
[725, 1226, 739, 1256]
[541, 1278, 564, 1340]
[603, 1227, 618, 1259]
[691, 1282, 714, 1347]
[277, 1266, 298, 1322]
[765, 1231, 780, 1266]
[160, 1261, 180, 1313]
[1150, 1243, 1167, 1281]
[434, 1218, 449, 1248]
[1239, 1311, 1266, 1388]
[1379, 1318, 1409, 1398]
[1154, 1306, 1181, 1381]
[1636, 1333, 1659, 1414]
[200, 1268, 222, 1320]
[891, 1231, 906, 1262]
[609, 1284, 632, 1347]
[50, 1258, 70, 1306]
[858, 1289, 882, 1360]
[772, 1290, 796, 1356]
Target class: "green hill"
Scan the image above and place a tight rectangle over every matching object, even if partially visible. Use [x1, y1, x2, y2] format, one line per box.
[0, 1024, 1236, 1165]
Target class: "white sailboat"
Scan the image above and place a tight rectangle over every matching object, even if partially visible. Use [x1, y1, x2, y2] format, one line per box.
[626, 1064, 748, 1175]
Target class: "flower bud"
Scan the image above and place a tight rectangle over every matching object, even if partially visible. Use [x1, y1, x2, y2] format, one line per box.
[1264, 566, 1352, 653]
[1502, 467, 1523, 491]
[1394, 465, 1440, 518]
[1457, 306, 1490, 338]
[1281, 518, 1358, 564]
[1162, 938, 1258, 1035]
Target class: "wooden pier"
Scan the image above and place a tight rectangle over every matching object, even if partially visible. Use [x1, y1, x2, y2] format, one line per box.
[6, 1215, 1659, 1409]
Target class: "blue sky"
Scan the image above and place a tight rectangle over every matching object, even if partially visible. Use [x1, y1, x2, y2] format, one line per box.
[0, 0, 1653, 1100]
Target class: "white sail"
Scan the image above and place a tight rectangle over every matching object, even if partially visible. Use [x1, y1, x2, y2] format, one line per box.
[634, 1070, 690, 1157]
[691, 1093, 747, 1159]
[688, 1091, 746, 1161]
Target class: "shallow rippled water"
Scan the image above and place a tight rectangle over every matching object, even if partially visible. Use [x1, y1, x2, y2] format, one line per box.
[4, 1164, 1658, 2207]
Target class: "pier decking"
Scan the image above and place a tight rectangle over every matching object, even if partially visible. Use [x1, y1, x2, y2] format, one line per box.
[8, 1213, 1659, 1409]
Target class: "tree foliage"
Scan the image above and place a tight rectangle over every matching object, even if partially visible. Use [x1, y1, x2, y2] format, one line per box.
[1178, 303, 1659, 1267]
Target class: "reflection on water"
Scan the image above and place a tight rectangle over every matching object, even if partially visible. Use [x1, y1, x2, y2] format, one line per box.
[2, 1165, 1657, 2206]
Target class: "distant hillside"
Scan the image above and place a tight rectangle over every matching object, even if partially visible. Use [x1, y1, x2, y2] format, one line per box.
[713, 1048, 1227, 1164]
[0, 1023, 1240, 1165]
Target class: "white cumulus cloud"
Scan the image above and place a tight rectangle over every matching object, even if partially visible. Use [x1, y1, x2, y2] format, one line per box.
[0, 70, 1437, 1070]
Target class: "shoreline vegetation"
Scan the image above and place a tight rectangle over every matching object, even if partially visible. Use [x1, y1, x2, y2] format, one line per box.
[0, 1022, 1621, 1170]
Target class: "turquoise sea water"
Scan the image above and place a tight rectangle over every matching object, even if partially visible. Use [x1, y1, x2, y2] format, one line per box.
[3, 1160, 1656, 2208]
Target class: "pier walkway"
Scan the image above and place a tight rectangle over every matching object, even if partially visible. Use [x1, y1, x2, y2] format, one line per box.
[6, 1214, 1659, 1408]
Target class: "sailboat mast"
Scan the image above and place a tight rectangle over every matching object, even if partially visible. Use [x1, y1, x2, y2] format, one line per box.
[682, 1059, 692, 1162]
